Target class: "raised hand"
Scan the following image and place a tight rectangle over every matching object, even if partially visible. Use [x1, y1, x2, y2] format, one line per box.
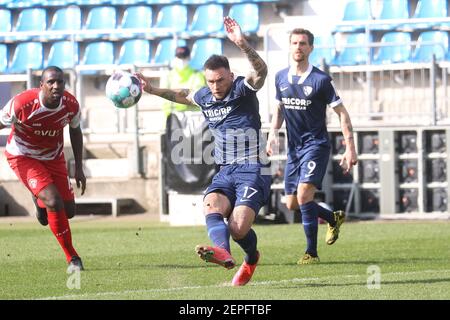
[223, 16, 245, 47]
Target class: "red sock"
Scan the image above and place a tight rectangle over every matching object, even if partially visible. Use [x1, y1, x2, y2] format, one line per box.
[47, 209, 79, 262]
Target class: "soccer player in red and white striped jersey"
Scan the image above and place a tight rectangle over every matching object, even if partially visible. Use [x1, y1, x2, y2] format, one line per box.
[0, 66, 86, 272]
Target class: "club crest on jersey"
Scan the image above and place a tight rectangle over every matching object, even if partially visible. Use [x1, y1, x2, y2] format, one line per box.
[302, 86, 313, 97]
[61, 118, 69, 126]
[28, 178, 37, 189]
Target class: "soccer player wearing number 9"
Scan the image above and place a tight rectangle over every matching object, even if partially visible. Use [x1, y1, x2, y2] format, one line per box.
[136, 17, 270, 286]
[266, 29, 358, 264]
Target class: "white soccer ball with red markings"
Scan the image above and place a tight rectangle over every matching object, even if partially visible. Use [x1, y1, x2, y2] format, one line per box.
[106, 71, 142, 109]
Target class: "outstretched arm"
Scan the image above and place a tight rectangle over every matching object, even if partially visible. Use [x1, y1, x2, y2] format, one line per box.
[333, 104, 358, 174]
[135, 73, 195, 106]
[224, 16, 267, 90]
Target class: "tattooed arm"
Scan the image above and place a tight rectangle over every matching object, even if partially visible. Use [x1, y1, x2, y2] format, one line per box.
[334, 104, 358, 174]
[223, 16, 267, 90]
[134, 73, 195, 106]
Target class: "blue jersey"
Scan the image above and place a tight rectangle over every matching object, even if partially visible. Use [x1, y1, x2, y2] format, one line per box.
[193, 76, 266, 165]
[275, 64, 342, 150]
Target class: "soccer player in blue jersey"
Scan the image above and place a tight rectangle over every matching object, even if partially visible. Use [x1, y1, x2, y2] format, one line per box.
[136, 17, 269, 286]
[266, 28, 358, 264]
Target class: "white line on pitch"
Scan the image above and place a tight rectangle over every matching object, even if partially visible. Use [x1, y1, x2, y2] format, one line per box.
[36, 269, 450, 300]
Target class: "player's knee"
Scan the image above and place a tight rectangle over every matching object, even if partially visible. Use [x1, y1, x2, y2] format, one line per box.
[230, 227, 248, 240]
[285, 200, 297, 211]
[41, 196, 64, 212]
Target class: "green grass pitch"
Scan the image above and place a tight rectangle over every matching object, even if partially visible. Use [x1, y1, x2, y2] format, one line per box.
[0, 218, 449, 300]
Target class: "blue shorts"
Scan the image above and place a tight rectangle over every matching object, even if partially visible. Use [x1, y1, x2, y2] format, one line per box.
[284, 144, 330, 195]
[205, 163, 271, 215]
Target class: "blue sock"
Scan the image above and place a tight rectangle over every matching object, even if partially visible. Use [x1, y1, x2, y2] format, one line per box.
[206, 213, 230, 252]
[235, 229, 258, 265]
[312, 202, 336, 226]
[300, 202, 319, 257]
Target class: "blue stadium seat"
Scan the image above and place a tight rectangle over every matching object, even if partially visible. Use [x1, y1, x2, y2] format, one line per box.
[372, 32, 411, 64]
[189, 38, 223, 71]
[402, 0, 447, 31]
[0, 9, 11, 41]
[74, 0, 112, 5]
[411, 31, 449, 62]
[152, 5, 188, 37]
[333, 33, 371, 66]
[42, 0, 78, 7]
[118, 39, 151, 65]
[309, 35, 336, 67]
[78, 6, 116, 40]
[6, 0, 41, 8]
[371, 0, 409, 31]
[181, 0, 216, 4]
[185, 4, 224, 37]
[46, 41, 79, 69]
[12, 8, 47, 41]
[229, 3, 259, 35]
[153, 38, 187, 66]
[48, 6, 82, 40]
[80, 41, 114, 65]
[0, 0, 12, 7]
[116, 5, 152, 39]
[81, 41, 115, 65]
[334, 0, 372, 33]
[9, 42, 43, 73]
[0, 44, 7, 73]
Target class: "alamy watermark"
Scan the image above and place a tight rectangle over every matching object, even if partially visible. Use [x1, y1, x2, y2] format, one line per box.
[66, 269, 81, 290]
[367, 265, 381, 289]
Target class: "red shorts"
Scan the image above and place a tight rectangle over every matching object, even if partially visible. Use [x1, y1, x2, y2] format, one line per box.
[6, 152, 74, 202]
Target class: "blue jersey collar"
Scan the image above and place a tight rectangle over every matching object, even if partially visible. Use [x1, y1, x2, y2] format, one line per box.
[288, 63, 313, 85]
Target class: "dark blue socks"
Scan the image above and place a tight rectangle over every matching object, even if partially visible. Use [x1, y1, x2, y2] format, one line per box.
[313, 202, 336, 226]
[300, 202, 319, 257]
[235, 228, 258, 265]
[206, 213, 230, 252]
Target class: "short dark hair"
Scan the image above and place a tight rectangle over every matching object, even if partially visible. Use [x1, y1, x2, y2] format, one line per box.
[203, 54, 230, 71]
[289, 28, 314, 46]
[175, 46, 190, 59]
[41, 66, 64, 81]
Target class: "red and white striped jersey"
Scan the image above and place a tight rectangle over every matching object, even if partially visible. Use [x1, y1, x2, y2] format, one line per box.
[0, 88, 81, 160]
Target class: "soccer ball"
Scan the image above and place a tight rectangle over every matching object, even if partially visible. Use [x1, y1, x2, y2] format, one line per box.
[105, 71, 142, 109]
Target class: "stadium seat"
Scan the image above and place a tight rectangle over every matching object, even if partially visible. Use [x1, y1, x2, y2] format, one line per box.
[42, 0, 78, 7]
[333, 32, 371, 66]
[189, 38, 223, 71]
[371, 0, 409, 31]
[334, 0, 372, 33]
[8, 42, 43, 73]
[74, 0, 112, 5]
[118, 39, 151, 66]
[6, 0, 41, 8]
[152, 5, 188, 37]
[411, 31, 449, 62]
[12, 8, 47, 41]
[46, 41, 79, 69]
[153, 38, 187, 66]
[0, 9, 11, 41]
[116, 5, 152, 39]
[181, 0, 216, 5]
[309, 35, 336, 67]
[78, 6, 116, 40]
[48, 6, 82, 40]
[229, 3, 259, 35]
[185, 4, 224, 37]
[0, 0, 12, 7]
[0, 44, 7, 73]
[81, 41, 115, 65]
[401, 0, 447, 31]
[372, 32, 411, 64]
